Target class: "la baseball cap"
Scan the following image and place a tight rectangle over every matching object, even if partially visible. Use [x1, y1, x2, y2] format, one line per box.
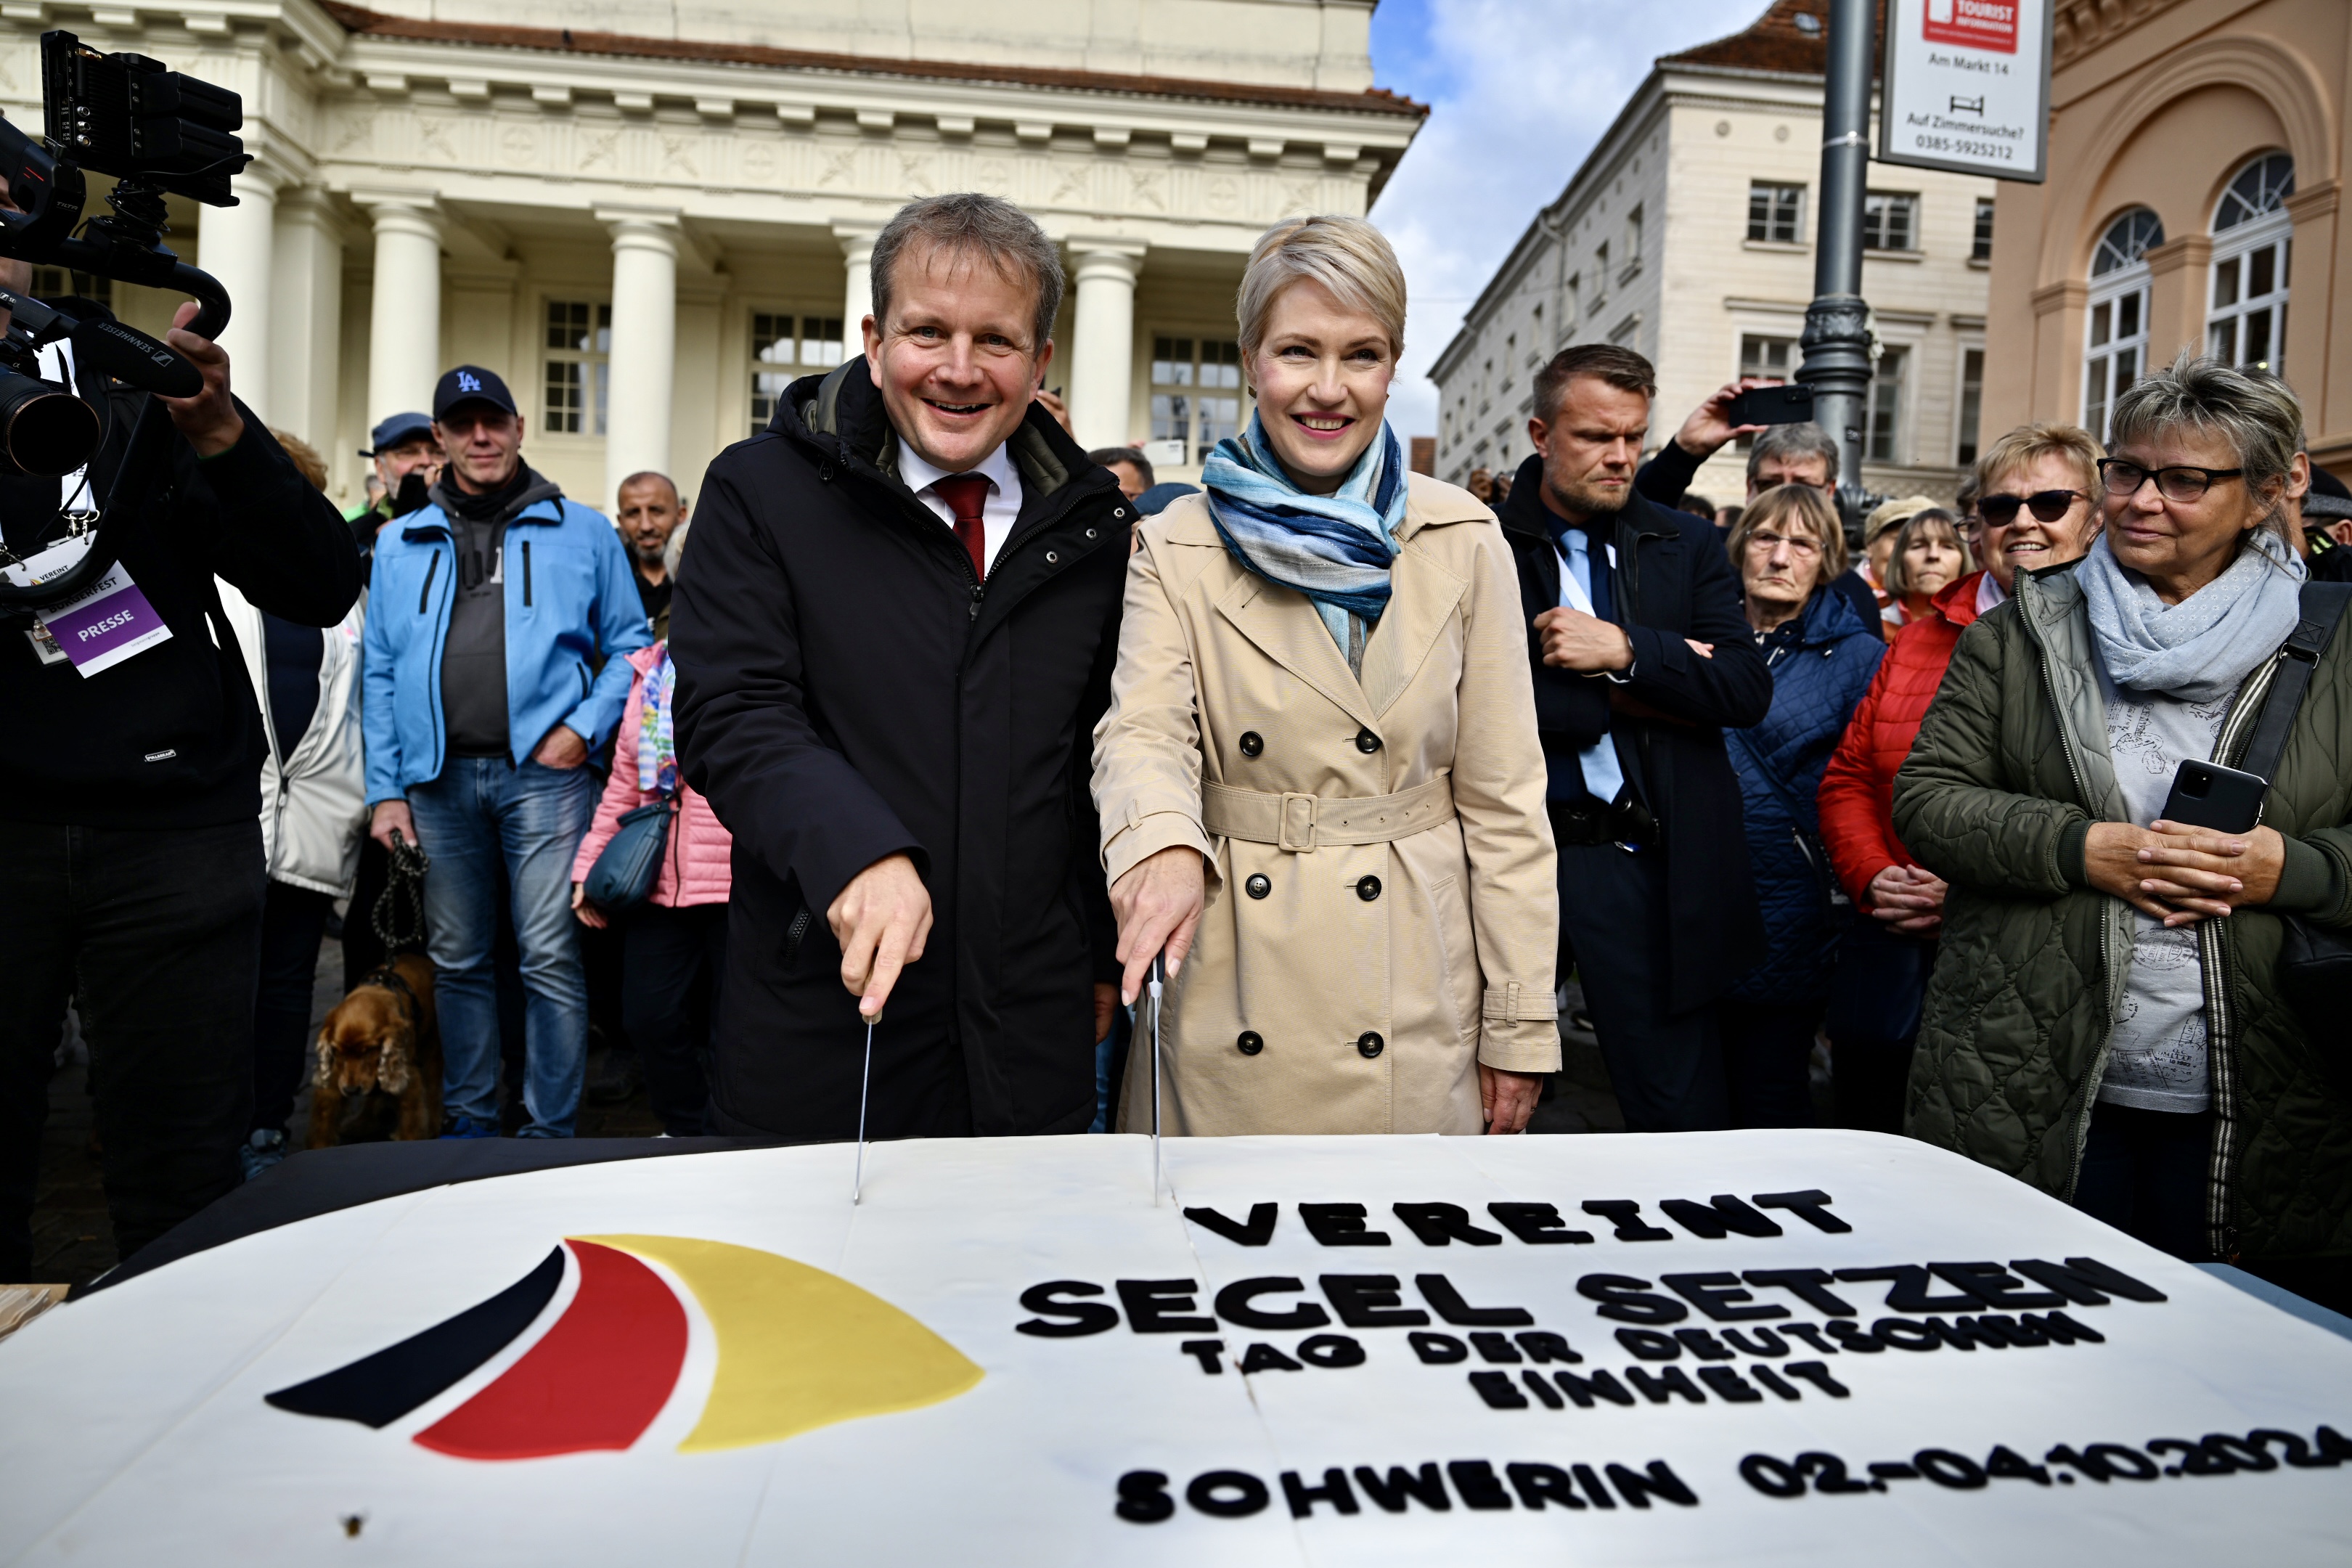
[361, 411, 433, 457]
[433, 365, 519, 420]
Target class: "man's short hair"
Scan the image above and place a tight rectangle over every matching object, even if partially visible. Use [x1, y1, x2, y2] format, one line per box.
[1533, 344, 1657, 423]
[618, 470, 682, 507]
[1974, 420, 2101, 500]
[1747, 422, 1840, 489]
[1090, 446, 1153, 488]
[870, 192, 1066, 353]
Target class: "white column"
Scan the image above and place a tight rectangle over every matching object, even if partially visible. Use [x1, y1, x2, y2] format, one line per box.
[361, 197, 444, 428]
[838, 224, 877, 361]
[1067, 243, 1144, 450]
[600, 211, 679, 507]
[269, 188, 343, 449]
[200, 168, 279, 422]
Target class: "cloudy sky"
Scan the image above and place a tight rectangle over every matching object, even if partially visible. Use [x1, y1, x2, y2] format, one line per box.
[1366, 0, 1767, 438]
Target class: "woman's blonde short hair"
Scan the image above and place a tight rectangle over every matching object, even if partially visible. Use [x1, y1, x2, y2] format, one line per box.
[1975, 421, 2101, 499]
[1727, 482, 1850, 581]
[1236, 216, 1408, 360]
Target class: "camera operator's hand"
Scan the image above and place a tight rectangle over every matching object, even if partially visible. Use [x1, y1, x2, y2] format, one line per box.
[160, 299, 245, 458]
[370, 800, 417, 854]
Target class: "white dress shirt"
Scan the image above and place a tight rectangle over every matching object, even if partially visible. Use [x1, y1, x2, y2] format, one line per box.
[898, 438, 1024, 578]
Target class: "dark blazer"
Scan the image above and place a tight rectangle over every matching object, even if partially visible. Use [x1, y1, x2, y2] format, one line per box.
[670, 359, 1128, 1140]
[1498, 453, 1771, 1003]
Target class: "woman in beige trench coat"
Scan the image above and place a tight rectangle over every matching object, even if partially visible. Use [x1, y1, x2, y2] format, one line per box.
[1093, 216, 1558, 1136]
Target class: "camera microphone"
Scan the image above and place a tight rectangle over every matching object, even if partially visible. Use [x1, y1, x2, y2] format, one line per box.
[69, 317, 200, 398]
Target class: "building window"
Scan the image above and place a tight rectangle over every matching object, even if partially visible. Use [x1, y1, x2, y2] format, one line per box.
[1593, 242, 1609, 299]
[1866, 346, 1908, 464]
[2083, 208, 2163, 441]
[1863, 192, 1919, 252]
[28, 266, 109, 308]
[2208, 152, 2294, 374]
[1972, 199, 1995, 263]
[1149, 335, 1243, 463]
[1749, 182, 1803, 243]
[748, 311, 843, 437]
[1503, 334, 1516, 386]
[1624, 205, 1643, 271]
[1956, 347, 1985, 465]
[544, 299, 611, 436]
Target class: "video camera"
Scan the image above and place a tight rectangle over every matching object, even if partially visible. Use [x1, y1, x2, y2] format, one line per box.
[0, 29, 248, 614]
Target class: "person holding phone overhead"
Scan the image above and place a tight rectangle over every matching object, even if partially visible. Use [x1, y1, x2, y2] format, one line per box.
[1895, 354, 2352, 1312]
[1093, 215, 1557, 1136]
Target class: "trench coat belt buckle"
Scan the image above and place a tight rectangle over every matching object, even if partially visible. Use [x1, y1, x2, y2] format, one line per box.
[1199, 775, 1456, 854]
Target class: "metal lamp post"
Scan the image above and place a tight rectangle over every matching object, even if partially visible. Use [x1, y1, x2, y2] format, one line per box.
[1797, 0, 1877, 538]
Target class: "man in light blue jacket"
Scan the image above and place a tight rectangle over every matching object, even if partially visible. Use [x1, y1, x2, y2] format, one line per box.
[363, 367, 650, 1138]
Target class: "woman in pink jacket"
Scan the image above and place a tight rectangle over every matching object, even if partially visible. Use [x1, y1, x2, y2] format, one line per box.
[572, 638, 732, 1135]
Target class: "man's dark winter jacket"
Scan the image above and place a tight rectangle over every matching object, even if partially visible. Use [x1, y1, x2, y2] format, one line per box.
[671, 359, 1129, 1140]
[1, 368, 360, 830]
[1498, 454, 1772, 1004]
[1725, 585, 1882, 1003]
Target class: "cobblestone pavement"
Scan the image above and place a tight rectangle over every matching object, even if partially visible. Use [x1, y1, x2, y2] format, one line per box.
[30, 964, 1651, 1289]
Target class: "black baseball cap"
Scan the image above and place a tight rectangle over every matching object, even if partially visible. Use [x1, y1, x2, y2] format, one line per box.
[433, 365, 519, 420]
[2306, 464, 2352, 523]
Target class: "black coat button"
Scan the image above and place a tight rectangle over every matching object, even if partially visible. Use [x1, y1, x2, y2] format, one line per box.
[1357, 1031, 1384, 1059]
[1239, 731, 1264, 758]
[1357, 875, 1381, 902]
[1355, 728, 1381, 753]
[1245, 874, 1271, 899]
[1237, 1031, 1264, 1056]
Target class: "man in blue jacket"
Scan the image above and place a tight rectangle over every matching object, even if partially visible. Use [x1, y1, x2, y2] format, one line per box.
[363, 367, 649, 1138]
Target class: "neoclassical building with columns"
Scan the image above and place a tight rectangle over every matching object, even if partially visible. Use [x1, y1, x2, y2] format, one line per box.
[0, 0, 1418, 511]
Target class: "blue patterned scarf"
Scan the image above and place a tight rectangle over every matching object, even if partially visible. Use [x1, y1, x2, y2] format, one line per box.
[636, 644, 678, 796]
[1201, 412, 1408, 652]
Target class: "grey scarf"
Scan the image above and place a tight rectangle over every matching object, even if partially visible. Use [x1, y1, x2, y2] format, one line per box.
[2078, 528, 2305, 703]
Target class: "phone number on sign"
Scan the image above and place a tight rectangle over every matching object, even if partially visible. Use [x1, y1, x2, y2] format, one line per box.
[1904, 135, 2016, 161]
[1741, 1422, 2350, 1498]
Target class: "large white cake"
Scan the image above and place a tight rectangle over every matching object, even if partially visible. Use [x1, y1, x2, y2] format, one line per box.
[1, 1130, 2346, 1564]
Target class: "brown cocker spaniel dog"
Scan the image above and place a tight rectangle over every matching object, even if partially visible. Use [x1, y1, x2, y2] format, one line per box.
[309, 952, 441, 1146]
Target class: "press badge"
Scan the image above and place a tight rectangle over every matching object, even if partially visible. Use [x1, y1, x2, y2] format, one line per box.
[2, 538, 173, 677]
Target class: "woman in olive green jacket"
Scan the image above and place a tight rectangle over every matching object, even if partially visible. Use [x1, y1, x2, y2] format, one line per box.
[1894, 362, 2352, 1312]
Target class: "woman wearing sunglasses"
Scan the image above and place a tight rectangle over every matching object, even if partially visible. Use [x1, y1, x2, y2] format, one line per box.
[1816, 423, 2099, 1132]
[1895, 354, 2352, 1312]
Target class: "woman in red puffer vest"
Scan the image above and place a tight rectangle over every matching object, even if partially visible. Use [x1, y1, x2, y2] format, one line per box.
[572, 639, 732, 1135]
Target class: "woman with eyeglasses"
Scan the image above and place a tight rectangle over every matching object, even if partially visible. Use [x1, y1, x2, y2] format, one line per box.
[1895, 355, 2352, 1311]
[1717, 486, 1885, 1126]
[1817, 423, 2099, 1132]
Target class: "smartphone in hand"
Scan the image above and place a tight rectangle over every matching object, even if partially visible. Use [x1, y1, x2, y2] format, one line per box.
[2158, 759, 2268, 835]
[1725, 383, 1816, 428]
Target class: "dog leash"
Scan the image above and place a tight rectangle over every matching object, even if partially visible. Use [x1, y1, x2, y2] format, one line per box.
[372, 828, 432, 956]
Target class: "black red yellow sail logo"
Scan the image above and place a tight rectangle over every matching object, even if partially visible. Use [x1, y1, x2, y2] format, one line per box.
[264, 1236, 983, 1460]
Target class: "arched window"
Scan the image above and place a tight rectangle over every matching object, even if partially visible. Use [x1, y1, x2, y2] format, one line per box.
[2083, 208, 2162, 441]
[2208, 154, 2292, 372]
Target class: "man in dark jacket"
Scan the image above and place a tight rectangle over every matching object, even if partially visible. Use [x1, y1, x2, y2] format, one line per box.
[1500, 344, 1771, 1131]
[671, 192, 1128, 1140]
[0, 294, 361, 1280]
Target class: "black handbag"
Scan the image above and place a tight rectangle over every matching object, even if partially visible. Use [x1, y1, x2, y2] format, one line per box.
[2234, 582, 2352, 1040]
[582, 791, 677, 911]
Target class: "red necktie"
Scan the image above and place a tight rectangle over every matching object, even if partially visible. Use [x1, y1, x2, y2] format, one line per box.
[934, 473, 989, 579]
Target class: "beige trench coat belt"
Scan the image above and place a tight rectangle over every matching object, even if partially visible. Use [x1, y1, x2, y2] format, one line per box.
[1199, 774, 1456, 853]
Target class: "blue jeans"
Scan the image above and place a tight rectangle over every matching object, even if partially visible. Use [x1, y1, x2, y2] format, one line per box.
[407, 757, 593, 1137]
